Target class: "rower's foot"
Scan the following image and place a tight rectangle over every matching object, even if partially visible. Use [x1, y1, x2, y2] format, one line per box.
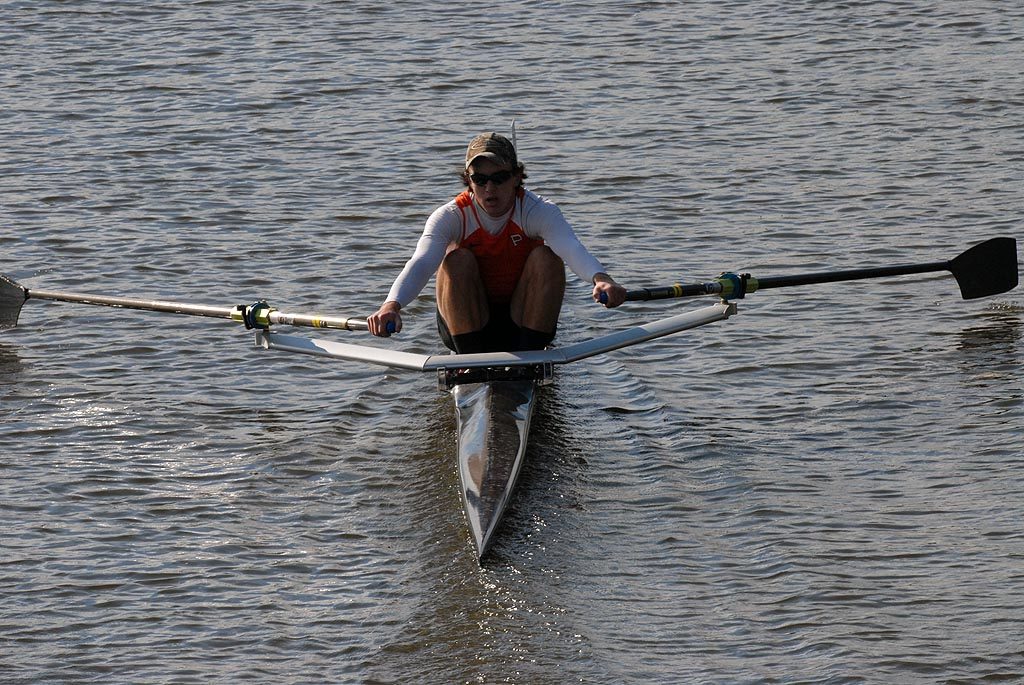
[451, 330, 485, 354]
[517, 326, 554, 351]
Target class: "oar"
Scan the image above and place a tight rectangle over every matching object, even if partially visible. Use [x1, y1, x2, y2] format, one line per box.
[616, 237, 1017, 302]
[0, 274, 371, 332]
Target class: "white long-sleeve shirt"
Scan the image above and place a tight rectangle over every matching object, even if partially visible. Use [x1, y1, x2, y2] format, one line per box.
[385, 189, 606, 307]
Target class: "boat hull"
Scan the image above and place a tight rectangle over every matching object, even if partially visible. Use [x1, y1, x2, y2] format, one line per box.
[452, 380, 537, 559]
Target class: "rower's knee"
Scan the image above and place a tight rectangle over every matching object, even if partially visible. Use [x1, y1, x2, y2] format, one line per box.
[512, 246, 565, 333]
[440, 247, 481, 280]
[523, 246, 565, 284]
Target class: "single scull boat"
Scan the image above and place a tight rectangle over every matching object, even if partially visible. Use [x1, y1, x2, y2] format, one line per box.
[2, 237, 1016, 560]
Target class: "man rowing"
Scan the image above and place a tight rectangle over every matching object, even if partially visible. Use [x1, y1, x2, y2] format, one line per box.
[366, 132, 627, 352]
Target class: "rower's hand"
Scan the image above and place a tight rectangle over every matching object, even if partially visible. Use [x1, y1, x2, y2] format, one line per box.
[367, 301, 402, 337]
[592, 275, 627, 308]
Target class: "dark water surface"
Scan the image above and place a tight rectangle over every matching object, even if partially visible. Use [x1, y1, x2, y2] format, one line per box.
[2, 2, 1022, 683]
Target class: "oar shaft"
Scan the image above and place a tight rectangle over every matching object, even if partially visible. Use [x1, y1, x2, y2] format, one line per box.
[27, 288, 235, 320]
[754, 260, 950, 291]
[623, 260, 951, 302]
[621, 236, 1018, 303]
[24, 287, 369, 331]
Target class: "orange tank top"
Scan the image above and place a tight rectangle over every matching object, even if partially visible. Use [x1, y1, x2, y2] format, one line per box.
[455, 189, 544, 303]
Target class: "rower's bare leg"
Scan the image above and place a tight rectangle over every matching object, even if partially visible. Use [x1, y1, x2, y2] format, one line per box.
[511, 246, 565, 337]
[437, 248, 489, 335]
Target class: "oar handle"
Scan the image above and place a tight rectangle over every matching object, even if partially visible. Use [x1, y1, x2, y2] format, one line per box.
[623, 282, 726, 301]
[258, 309, 394, 334]
[259, 311, 394, 334]
[258, 308, 369, 331]
[601, 281, 721, 304]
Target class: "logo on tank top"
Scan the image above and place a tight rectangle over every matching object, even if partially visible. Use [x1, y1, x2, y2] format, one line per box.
[510, 234, 523, 246]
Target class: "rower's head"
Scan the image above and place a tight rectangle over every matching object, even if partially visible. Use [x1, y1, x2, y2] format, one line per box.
[462, 132, 527, 217]
[465, 132, 519, 171]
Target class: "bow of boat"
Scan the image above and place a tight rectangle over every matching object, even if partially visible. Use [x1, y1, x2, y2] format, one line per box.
[452, 379, 538, 559]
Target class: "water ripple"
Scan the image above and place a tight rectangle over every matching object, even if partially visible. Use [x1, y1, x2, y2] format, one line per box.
[2, 1, 1023, 683]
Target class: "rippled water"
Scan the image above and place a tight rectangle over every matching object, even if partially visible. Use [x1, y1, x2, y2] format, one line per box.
[2, 2, 1022, 683]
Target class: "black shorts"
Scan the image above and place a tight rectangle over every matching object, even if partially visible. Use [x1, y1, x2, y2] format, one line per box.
[437, 302, 555, 352]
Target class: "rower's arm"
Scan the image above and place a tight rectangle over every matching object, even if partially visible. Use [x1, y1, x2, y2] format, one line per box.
[385, 205, 462, 307]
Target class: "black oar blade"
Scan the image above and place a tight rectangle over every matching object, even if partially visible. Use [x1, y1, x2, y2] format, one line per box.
[950, 237, 1018, 299]
[0, 274, 28, 330]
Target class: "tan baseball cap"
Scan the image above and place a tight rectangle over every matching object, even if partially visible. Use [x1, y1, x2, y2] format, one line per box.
[465, 132, 518, 170]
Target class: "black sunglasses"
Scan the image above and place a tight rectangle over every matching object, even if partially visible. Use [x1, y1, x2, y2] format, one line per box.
[469, 170, 514, 186]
